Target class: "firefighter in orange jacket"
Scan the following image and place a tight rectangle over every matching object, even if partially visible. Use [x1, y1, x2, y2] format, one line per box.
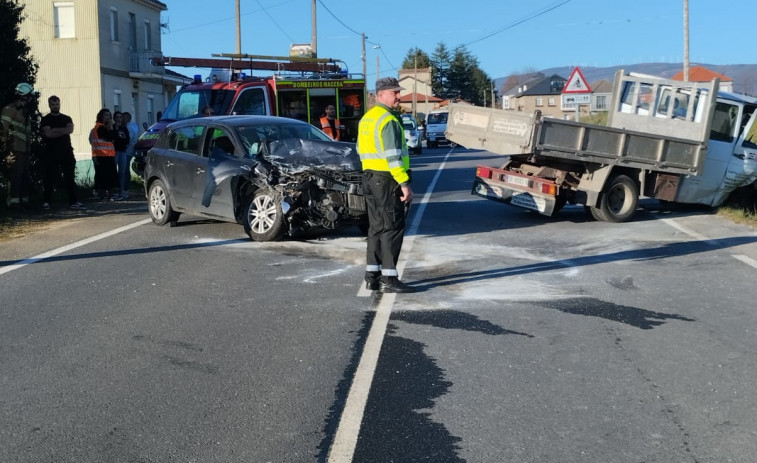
[319, 104, 345, 141]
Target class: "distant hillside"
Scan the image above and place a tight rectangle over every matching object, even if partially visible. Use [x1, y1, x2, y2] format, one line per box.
[494, 63, 757, 96]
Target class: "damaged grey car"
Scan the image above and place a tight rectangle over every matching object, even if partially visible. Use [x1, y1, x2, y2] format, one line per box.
[143, 115, 367, 241]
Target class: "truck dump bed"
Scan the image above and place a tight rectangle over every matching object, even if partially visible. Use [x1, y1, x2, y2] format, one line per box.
[447, 71, 720, 176]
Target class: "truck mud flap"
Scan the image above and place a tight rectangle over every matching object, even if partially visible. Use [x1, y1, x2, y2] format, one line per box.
[472, 178, 556, 216]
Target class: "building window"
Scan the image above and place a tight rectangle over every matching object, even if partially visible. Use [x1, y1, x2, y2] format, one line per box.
[110, 8, 119, 41]
[595, 95, 607, 110]
[535, 97, 543, 107]
[54, 2, 75, 38]
[128, 13, 137, 49]
[548, 97, 556, 107]
[113, 91, 122, 112]
[143, 20, 152, 50]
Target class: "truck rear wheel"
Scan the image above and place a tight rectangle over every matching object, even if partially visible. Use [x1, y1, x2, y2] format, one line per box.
[598, 175, 639, 222]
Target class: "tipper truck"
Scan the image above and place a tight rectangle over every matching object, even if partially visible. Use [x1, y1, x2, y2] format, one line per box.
[447, 70, 757, 222]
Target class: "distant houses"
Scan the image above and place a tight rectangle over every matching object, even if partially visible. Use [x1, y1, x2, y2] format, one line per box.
[671, 66, 734, 92]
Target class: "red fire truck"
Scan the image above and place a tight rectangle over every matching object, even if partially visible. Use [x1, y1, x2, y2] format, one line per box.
[133, 55, 366, 174]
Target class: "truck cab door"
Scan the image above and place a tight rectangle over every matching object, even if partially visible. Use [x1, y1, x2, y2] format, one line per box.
[676, 101, 741, 206]
[710, 105, 757, 205]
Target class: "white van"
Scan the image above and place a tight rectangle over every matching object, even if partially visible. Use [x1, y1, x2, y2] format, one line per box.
[425, 109, 449, 148]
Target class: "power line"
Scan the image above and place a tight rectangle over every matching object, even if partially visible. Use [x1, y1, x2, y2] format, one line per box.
[317, 0, 395, 71]
[170, 0, 297, 33]
[463, 0, 572, 47]
[254, 0, 295, 43]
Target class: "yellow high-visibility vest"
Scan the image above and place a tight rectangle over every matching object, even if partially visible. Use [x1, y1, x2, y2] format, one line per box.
[357, 104, 410, 185]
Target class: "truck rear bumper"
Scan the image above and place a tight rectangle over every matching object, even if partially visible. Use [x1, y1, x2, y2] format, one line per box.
[472, 177, 556, 216]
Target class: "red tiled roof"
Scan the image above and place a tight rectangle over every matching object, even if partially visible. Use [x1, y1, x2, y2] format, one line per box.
[399, 92, 442, 103]
[671, 66, 732, 82]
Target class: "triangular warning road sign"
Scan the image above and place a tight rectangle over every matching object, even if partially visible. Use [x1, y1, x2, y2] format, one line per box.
[562, 67, 592, 94]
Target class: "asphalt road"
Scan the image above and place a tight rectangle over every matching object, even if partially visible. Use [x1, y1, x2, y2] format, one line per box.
[2, 146, 757, 462]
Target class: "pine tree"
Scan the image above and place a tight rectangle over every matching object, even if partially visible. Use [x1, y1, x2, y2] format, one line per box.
[431, 43, 451, 99]
[401, 48, 432, 70]
[0, 0, 37, 105]
[1, 0, 39, 200]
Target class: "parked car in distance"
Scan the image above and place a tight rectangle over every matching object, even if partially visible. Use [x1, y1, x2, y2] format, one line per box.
[401, 113, 422, 154]
[426, 109, 449, 148]
[143, 115, 367, 241]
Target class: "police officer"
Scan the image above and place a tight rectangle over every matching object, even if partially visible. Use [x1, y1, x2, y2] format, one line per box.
[357, 77, 415, 293]
[1, 83, 35, 208]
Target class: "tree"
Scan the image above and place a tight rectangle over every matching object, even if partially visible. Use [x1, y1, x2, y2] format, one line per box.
[1, 0, 39, 206]
[430, 42, 451, 99]
[0, 0, 37, 106]
[401, 48, 431, 70]
[445, 45, 491, 106]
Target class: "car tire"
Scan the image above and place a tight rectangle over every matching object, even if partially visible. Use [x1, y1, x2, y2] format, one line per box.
[148, 179, 180, 226]
[428, 141, 437, 149]
[598, 175, 639, 223]
[414, 146, 422, 155]
[244, 188, 285, 241]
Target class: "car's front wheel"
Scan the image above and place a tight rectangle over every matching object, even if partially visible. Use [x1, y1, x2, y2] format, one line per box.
[244, 188, 285, 241]
[148, 179, 180, 226]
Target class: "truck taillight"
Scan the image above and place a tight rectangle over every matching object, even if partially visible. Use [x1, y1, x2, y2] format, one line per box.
[477, 167, 493, 179]
[541, 183, 556, 195]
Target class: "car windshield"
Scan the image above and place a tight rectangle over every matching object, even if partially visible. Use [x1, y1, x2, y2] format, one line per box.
[160, 89, 236, 122]
[402, 118, 416, 130]
[427, 113, 447, 124]
[238, 123, 334, 158]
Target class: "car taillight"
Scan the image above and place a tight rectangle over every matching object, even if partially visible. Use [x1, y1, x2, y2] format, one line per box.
[540, 182, 556, 195]
[477, 166, 493, 179]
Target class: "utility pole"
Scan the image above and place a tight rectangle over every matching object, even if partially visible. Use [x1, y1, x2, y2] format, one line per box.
[311, 0, 317, 57]
[413, 55, 418, 118]
[235, 0, 241, 55]
[683, 0, 689, 82]
[373, 45, 380, 81]
[361, 33, 367, 80]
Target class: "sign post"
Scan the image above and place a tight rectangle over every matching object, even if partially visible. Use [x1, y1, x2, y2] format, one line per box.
[561, 67, 592, 122]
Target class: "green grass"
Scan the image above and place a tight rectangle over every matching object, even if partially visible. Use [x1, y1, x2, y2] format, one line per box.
[717, 205, 757, 228]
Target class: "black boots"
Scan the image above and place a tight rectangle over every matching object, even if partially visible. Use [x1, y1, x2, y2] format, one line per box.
[365, 272, 381, 291]
[365, 273, 415, 293]
[379, 276, 415, 293]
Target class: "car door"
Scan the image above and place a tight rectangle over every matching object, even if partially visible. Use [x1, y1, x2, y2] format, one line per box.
[195, 126, 248, 219]
[163, 125, 209, 211]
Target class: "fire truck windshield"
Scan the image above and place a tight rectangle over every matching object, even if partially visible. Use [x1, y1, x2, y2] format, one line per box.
[160, 89, 236, 122]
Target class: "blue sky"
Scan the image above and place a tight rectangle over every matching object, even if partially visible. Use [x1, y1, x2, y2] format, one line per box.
[159, 0, 756, 82]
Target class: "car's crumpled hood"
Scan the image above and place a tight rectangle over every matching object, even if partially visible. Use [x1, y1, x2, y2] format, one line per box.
[263, 139, 361, 174]
[202, 139, 362, 208]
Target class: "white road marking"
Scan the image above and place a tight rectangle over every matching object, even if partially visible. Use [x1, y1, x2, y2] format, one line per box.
[661, 218, 757, 270]
[733, 254, 757, 270]
[661, 218, 718, 245]
[0, 218, 151, 276]
[329, 148, 453, 462]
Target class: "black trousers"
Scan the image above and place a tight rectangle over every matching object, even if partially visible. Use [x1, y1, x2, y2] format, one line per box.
[43, 150, 77, 204]
[363, 170, 406, 276]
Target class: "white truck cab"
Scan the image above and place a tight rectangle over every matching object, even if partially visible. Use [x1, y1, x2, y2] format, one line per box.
[426, 109, 449, 148]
